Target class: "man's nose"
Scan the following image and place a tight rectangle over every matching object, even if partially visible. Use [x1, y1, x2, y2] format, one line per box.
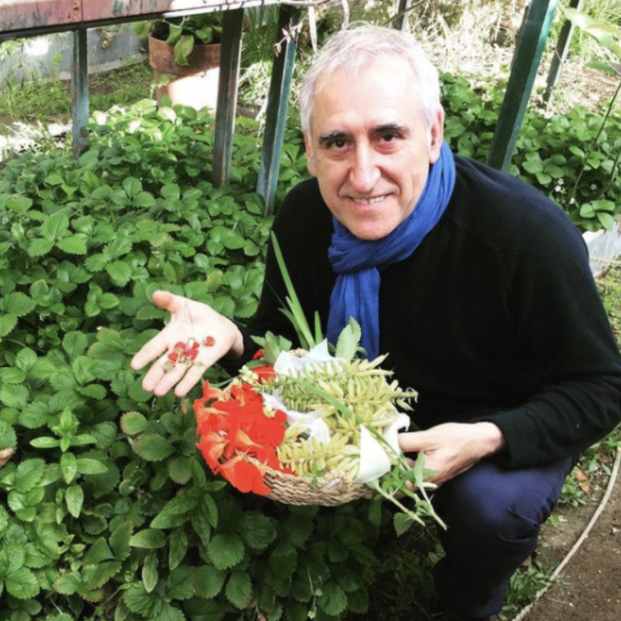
[349, 146, 380, 192]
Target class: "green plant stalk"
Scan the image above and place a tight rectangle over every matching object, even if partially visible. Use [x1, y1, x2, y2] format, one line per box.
[567, 80, 621, 208]
[271, 231, 319, 349]
[598, 81, 621, 200]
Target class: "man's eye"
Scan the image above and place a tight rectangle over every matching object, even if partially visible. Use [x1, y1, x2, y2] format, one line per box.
[329, 139, 347, 149]
[380, 133, 398, 142]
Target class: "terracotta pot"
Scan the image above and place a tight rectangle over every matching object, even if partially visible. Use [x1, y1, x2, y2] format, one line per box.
[148, 34, 221, 111]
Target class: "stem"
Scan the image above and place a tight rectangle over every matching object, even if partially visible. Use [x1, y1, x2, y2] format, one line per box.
[568, 79, 621, 207]
[366, 480, 425, 526]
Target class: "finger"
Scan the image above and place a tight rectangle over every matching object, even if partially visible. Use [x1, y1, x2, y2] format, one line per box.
[151, 359, 193, 397]
[398, 431, 427, 453]
[151, 290, 177, 312]
[174, 362, 210, 397]
[131, 328, 173, 371]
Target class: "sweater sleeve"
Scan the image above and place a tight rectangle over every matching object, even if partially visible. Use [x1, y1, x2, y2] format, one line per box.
[479, 207, 621, 468]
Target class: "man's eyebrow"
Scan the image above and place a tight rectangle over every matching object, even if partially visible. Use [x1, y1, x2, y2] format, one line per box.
[373, 123, 409, 135]
[318, 130, 348, 147]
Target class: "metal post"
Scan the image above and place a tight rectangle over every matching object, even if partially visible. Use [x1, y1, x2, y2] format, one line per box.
[257, 6, 302, 214]
[212, 8, 244, 188]
[71, 27, 89, 158]
[544, 0, 584, 104]
[395, 0, 413, 31]
[487, 0, 559, 171]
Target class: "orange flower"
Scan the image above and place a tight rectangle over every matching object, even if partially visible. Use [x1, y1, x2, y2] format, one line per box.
[194, 379, 291, 496]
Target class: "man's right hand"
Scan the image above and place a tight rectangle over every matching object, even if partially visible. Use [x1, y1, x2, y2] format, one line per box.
[130, 290, 244, 398]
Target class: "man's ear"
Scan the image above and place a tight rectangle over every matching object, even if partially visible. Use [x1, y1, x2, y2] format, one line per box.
[304, 132, 317, 177]
[428, 109, 445, 164]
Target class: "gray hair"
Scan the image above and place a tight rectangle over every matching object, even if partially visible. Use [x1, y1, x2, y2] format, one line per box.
[299, 23, 442, 136]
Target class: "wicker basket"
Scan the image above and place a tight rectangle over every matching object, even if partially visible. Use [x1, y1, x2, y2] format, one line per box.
[260, 464, 372, 506]
[246, 455, 371, 506]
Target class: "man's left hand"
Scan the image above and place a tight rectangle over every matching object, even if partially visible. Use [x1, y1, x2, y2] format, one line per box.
[398, 422, 506, 487]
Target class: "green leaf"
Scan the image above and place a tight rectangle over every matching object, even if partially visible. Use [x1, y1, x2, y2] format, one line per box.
[0, 420, 17, 451]
[66, 484, 84, 518]
[54, 572, 80, 595]
[6, 194, 33, 214]
[159, 492, 198, 517]
[166, 566, 194, 600]
[27, 238, 54, 257]
[317, 581, 348, 616]
[240, 513, 276, 552]
[130, 529, 166, 549]
[154, 602, 185, 621]
[120, 411, 149, 435]
[168, 457, 192, 484]
[268, 543, 297, 579]
[123, 177, 142, 198]
[0, 367, 26, 384]
[57, 235, 88, 255]
[193, 565, 226, 599]
[597, 212, 616, 230]
[5, 567, 39, 599]
[207, 533, 245, 570]
[134, 191, 156, 207]
[168, 529, 188, 571]
[60, 453, 78, 484]
[106, 261, 133, 287]
[63, 331, 89, 358]
[225, 570, 252, 609]
[14, 459, 45, 492]
[76, 458, 108, 475]
[335, 318, 361, 361]
[173, 35, 195, 65]
[142, 552, 159, 593]
[393, 511, 415, 536]
[0, 314, 18, 338]
[124, 583, 162, 617]
[0, 384, 29, 409]
[1, 292, 35, 317]
[30, 437, 60, 449]
[110, 522, 133, 561]
[133, 434, 175, 461]
[88, 560, 122, 588]
[20, 401, 51, 429]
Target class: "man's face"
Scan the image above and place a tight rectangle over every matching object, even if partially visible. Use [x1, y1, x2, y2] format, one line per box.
[304, 55, 444, 241]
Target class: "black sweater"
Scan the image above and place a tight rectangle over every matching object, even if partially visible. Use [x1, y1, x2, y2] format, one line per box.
[241, 156, 621, 469]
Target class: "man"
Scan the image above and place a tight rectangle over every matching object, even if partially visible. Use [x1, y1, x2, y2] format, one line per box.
[132, 24, 621, 621]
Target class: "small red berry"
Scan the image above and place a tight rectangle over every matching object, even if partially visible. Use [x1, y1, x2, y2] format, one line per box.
[203, 336, 216, 347]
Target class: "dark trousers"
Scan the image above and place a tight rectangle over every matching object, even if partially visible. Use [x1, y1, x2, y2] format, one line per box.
[431, 455, 577, 618]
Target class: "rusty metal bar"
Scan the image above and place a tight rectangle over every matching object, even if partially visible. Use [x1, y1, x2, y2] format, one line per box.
[212, 7, 244, 187]
[0, 1, 299, 40]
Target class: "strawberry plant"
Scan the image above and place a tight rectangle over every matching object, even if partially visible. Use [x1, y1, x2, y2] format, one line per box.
[0, 100, 381, 621]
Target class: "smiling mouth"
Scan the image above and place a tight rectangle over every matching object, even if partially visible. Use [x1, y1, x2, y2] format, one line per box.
[349, 195, 389, 205]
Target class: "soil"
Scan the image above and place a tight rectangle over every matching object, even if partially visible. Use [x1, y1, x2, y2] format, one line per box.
[518, 456, 621, 621]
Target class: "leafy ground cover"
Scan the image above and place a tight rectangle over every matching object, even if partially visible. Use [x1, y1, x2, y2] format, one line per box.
[0, 62, 152, 125]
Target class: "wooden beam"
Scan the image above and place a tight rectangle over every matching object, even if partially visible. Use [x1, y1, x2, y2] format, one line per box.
[257, 5, 302, 214]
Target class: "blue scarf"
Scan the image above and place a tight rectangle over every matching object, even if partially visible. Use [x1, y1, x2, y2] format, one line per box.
[326, 142, 456, 359]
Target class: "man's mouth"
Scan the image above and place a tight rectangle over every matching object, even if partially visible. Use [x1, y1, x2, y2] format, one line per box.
[350, 195, 389, 205]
